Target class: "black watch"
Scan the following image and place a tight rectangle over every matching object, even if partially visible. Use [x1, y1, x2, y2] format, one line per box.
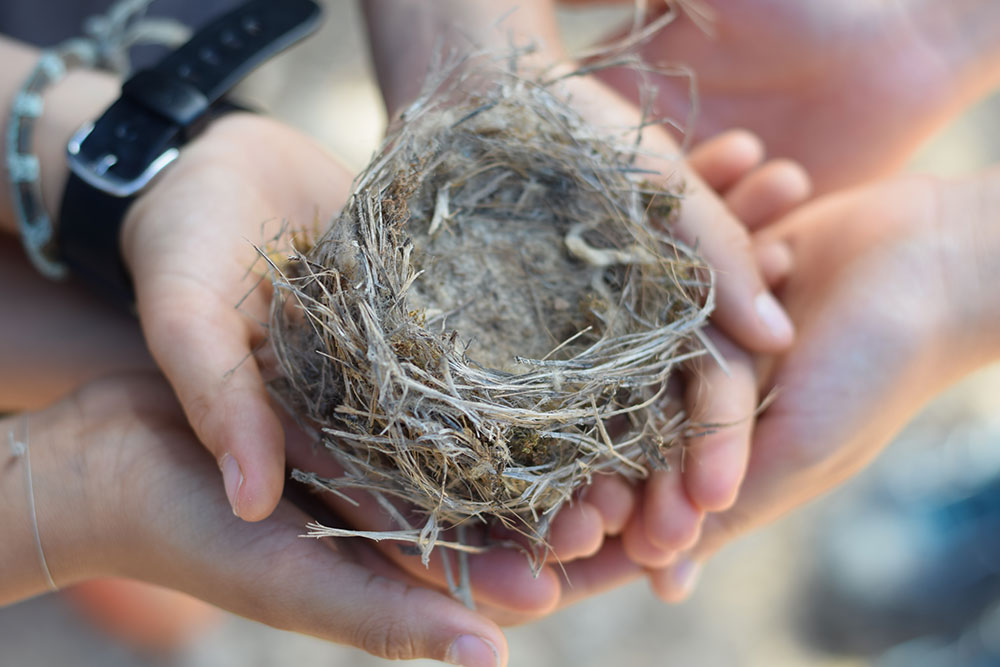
[57, 0, 322, 306]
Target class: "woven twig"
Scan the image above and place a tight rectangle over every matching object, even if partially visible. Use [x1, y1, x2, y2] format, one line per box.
[269, 53, 712, 566]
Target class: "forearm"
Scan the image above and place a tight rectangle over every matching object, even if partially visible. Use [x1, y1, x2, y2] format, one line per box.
[0, 36, 118, 236]
[0, 237, 152, 411]
[361, 0, 565, 116]
[915, 0, 1000, 105]
[917, 166, 1000, 372]
[953, 167, 1000, 361]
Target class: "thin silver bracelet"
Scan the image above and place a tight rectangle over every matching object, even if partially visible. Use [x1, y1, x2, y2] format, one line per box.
[5, 0, 189, 279]
[7, 414, 57, 591]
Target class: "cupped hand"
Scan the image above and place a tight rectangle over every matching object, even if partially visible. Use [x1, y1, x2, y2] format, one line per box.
[120, 113, 352, 521]
[0, 227, 595, 625]
[509, 88, 803, 570]
[611, 128, 808, 570]
[361, 2, 806, 595]
[559, 74, 796, 353]
[17, 372, 509, 667]
[293, 128, 810, 615]
[472, 129, 812, 618]
[649, 170, 1000, 601]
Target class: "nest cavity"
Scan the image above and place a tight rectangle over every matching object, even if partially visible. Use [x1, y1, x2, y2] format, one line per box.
[269, 61, 713, 557]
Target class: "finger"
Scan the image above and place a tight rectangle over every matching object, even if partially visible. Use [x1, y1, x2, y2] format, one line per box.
[676, 405, 830, 566]
[136, 279, 285, 522]
[686, 129, 765, 193]
[642, 466, 704, 553]
[130, 448, 509, 667]
[580, 473, 636, 536]
[672, 171, 795, 352]
[648, 555, 703, 604]
[475, 537, 645, 627]
[555, 77, 793, 352]
[283, 421, 562, 615]
[724, 159, 812, 231]
[621, 503, 674, 568]
[556, 537, 643, 609]
[681, 330, 757, 512]
[620, 468, 702, 570]
[258, 541, 514, 666]
[489, 497, 605, 565]
[545, 500, 605, 561]
[338, 496, 562, 615]
[755, 240, 793, 288]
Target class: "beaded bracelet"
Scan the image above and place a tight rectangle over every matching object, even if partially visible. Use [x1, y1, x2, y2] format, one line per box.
[5, 0, 189, 280]
[7, 40, 103, 279]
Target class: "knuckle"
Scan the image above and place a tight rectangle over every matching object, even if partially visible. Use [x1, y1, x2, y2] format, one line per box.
[695, 509, 752, 558]
[353, 614, 418, 660]
[718, 222, 754, 257]
[184, 390, 217, 444]
[652, 516, 698, 553]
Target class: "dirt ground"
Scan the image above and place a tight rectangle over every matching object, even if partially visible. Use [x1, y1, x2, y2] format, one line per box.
[3, 2, 1000, 666]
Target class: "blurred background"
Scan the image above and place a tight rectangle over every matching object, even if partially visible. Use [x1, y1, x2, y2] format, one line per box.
[3, 1, 1000, 665]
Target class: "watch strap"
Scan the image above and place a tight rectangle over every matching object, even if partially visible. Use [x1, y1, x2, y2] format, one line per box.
[57, 0, 321, 306]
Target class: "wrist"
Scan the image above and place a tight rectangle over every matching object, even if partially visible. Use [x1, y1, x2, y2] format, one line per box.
[930, 171, 1000, 366]
[0, 414, 49, 603]
[28, 380, 172, 585]
[0, 37, 118, 236]
[0, 403, 123, 602]
[965, 171, 1000, 361]
[364, 0, 566, 117]
[35, 68, 119, 224]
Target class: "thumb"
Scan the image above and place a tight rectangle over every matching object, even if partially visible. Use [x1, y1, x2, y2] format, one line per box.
[136, 278, 285, 522]
[116, 426, 507, 666]
[143, 502, 508, 666]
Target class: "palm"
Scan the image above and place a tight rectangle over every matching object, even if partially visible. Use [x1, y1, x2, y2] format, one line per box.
[596, 0, 957, 192]
[59, 374, 509, 663]
[694, 176, 972, 554]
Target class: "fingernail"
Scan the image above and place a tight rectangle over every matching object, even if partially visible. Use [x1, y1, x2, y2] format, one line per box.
[219, 453, 244, 518]
[670, 558, 702, 599]
[754, 291, 794, 343]
[446, 635, 501, 667]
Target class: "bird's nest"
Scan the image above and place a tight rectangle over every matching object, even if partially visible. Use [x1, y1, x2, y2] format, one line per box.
[268, 56, 712, 566]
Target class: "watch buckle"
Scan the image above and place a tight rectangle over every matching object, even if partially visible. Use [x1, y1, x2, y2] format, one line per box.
[66, 122, 179, 198]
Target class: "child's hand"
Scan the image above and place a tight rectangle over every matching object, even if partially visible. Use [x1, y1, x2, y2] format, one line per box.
[477, 129, 812, 621]
[560, 75, 797, 354]
[290, 128, 811, 617]
[120, 113, 354, 522]
[610, 128, 810, 570]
